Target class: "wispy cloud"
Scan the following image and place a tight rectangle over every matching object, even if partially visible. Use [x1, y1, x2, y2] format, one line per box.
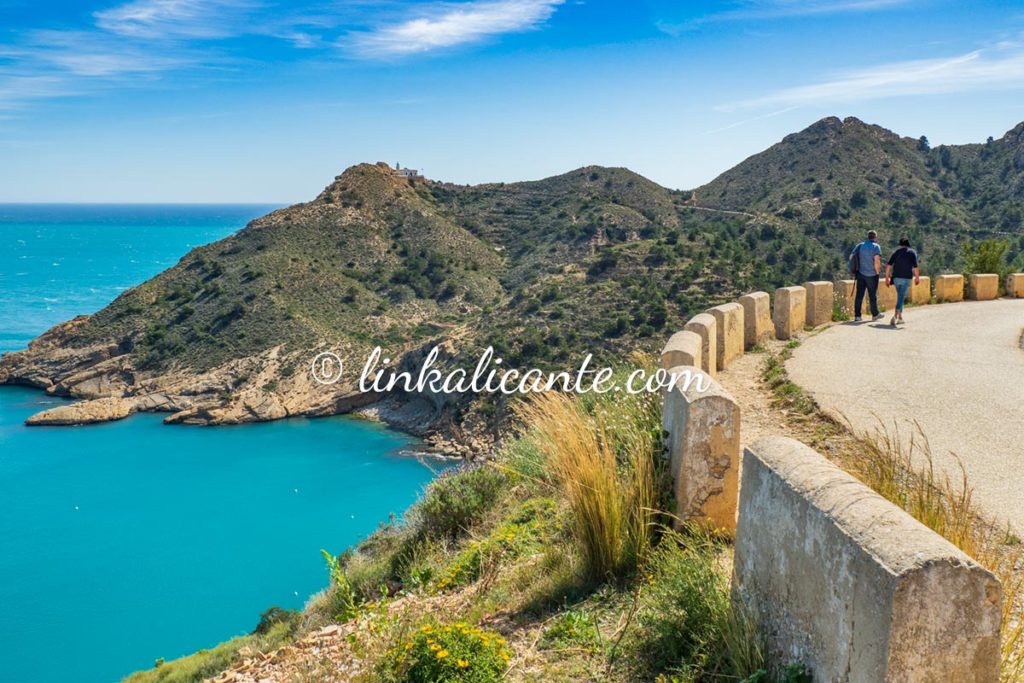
[719, 40, 1024, 111]
[657, 0, 912, 36]
[344, 0, 564, 58]
[94, 0, 259, 39]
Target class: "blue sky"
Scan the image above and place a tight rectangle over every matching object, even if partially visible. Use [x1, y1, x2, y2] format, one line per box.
[2, 0, 1024, 202]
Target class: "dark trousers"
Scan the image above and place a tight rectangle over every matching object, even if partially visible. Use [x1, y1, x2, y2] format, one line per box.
[854, 273, 880, 318]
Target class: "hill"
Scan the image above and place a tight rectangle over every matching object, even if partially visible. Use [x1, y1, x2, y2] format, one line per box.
[2, 120, 1023, 450]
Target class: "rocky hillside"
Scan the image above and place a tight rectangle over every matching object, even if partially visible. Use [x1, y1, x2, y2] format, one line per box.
[3, 119, 1023, 450]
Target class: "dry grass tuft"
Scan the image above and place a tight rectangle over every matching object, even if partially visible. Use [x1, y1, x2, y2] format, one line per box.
[845, 419, 1024, 682]
[514, 390, 661, 582]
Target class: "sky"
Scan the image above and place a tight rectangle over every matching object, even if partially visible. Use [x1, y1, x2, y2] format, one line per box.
[2, 0, 1024, 202]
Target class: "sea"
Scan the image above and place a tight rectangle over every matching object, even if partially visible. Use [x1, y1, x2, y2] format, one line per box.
[0, 205, 446, 683]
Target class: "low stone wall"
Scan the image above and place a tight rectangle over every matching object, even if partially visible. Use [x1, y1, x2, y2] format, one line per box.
[969, 273, 999, 301]
[935, 274, 964, 303]
[684, 314, 717, 377]
[836, 279, 855, 317]
[773, 286, 806, 340]
[661, 366, 739, 531]
[910, 275, 931, 305]
[660, 272, 1018, 680]
[803, 281, 833, 327]
[738, 292, 772, 349]
[709, 303, 744, 371]
[660, 330, 702, 371]
[1010, 273, 1024, 298]
[876, 279, 897, 311]
[734, 437, 1002, 682]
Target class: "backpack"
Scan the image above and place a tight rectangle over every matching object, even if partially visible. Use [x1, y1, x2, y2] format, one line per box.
[848, 242, 861, 275]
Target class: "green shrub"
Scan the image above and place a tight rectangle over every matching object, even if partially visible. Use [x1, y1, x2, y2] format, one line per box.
[252, 606, 299, 635]
[379, 622, 511, 682]
[540, 610, 600, 652]
[413, 465, 508, 539]
[321, 549, 361, 621]
[634, 531, 764, 680]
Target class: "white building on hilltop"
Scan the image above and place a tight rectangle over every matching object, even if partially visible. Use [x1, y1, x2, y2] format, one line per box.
[393, 163, 421, 179]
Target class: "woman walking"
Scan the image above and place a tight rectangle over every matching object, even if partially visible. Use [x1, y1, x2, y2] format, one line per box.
[885, 237, 921, 326]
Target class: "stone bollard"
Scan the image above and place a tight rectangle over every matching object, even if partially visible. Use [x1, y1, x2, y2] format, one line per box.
[661, 366, 739, 532]
[708, 303, 744, 371]
[1009, 273, 1024, 298]
[835, 279, 855, 317]
[772, 286, 806, 340]
[734, 437, 1002, 682]
[877, 278, 897, 311]
[910, 275, 931, 305]
[803, 281, 833, 327]
[934, 274, 964, 303]
[738, 292, 773, 350]
[660, 330, 702, 371]
[684, 314, 717, 377]
[968, 274, 999, 301]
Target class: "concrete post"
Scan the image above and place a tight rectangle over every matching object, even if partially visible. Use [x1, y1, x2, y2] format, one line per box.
[772, 286, 806, 340]
[804, 281, 833, 327]
[910, 276, 931, 305]
[968, 274, 999, 301]
[1008, 273, 1024, 298]
[734, 437, 1002, 682]
[684, 314, 717, 377]
[836, 279, 855, 317]
[934, 274, 964, 303]
[738, 292, 773, 350]
[660, 330, 702, 371]
[708, 302, 744, 371]
[661, 366, 739, 532]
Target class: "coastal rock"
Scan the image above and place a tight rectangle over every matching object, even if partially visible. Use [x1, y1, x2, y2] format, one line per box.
[26, 396, 135, 426]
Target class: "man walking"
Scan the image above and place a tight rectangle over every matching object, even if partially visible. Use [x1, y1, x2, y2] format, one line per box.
[849, 230, 883, 322]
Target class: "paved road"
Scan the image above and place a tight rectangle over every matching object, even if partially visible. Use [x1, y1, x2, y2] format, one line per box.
[787, 299, 1024, 534]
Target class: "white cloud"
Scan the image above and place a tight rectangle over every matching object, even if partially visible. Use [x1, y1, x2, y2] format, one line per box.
[345, 0, 564, 58]
[657, 0, 912, 35]
[719, 42, 1024, 111]
[94, 0, 258, 39]
[1, 30, 191, 77]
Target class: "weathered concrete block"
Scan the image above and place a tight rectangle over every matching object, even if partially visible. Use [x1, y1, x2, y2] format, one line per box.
[877, 279, 897, 311]
[708, 302, 744, 371]
[661, 366, 739, 532]
[738, 292, 773, 350]
[660, 330, 702, 371]
[969, 273, 999, 301]
[772, 286, 805, 340]
[910, 276, 931, 305]
[684, 314, 717, 377]
[1008, 273, 1024, 298]
[734, 437, 1002, 683]
[803, 281, 833, 327]
[934, 274, 964, 303]
[835, 280, 855, 317]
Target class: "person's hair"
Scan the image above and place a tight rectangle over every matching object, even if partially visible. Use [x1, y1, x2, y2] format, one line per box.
[867, 230, 877, 240]
[899, 237, 910, 247]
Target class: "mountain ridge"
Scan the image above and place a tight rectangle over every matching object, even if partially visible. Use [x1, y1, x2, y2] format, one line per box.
[2, 117, 1022, 453]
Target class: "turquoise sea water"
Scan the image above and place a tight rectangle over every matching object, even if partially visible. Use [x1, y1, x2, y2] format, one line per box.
[0, 206, 445, 683]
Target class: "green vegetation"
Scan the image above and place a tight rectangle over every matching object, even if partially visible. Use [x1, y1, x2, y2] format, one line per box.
[123, 617, 297, 683]
[129, 377, 805, 682]
[378, 622, 511, 683]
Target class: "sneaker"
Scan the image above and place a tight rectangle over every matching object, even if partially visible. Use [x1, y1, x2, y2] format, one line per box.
[890, 316, 897, 327]
[872, 313, 884, 321]
[854, 316, 863, 322]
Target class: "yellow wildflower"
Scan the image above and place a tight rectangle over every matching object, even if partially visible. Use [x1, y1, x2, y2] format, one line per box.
[457, 659, 469, 668]
[436, 649, 449, 660]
